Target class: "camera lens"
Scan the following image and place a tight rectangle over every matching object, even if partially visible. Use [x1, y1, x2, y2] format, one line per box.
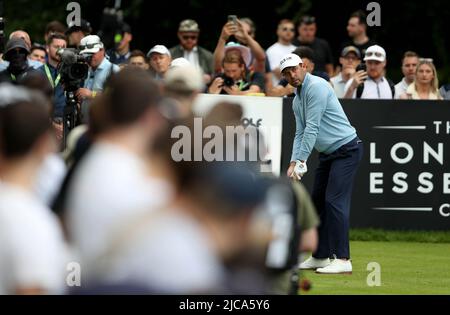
[224, 76, 234, 87]
[70, 63, 89, 81]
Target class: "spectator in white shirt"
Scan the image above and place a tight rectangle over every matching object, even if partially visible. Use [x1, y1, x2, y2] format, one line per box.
[344, 45, 395, 99]
[266, 19, 297, 87]
[394, 51, 419, 99]
[65, 69, 173, 284]
[331, 46, 361, 98]
[0, 84, 68, 295]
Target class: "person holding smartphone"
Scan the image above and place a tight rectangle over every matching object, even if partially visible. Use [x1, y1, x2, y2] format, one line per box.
[330, 46, 361, 98]
[213, 15, 266, 75]
[343, 45, 395, 99]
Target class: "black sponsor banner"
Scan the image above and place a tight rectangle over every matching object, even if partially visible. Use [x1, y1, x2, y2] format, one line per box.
[282, 99, 450, 230]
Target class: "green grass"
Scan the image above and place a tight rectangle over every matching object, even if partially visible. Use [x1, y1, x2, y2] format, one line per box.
[350, 229, 450, 243]
[301, 241, 450, 295]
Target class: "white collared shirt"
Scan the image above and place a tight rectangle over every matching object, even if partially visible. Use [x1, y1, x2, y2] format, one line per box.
[394, 77, 410, 99]
[345, 76, 393, 99]
[330, 73, 349, 98]
[183, 46, 200, 70]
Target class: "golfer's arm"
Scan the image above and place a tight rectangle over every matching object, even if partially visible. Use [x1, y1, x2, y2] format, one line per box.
[298, 84, 327, 161]
[291, 110, 304, 163]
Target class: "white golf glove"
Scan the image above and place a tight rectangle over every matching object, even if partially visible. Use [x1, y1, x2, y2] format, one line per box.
[292, 160, 307, 180]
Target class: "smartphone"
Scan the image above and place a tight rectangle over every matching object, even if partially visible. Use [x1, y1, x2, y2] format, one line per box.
[227, 15, 237, 25]
[356, 63, 366, 72]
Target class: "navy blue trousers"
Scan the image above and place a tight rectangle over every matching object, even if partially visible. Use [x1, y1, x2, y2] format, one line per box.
[312, 138, 363, 260]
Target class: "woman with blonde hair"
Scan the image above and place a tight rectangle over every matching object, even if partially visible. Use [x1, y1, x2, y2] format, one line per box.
[400, 59, 443, 100]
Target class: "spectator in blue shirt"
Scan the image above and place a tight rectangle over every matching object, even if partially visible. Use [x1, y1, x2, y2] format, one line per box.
[38, 34, 67, 119]
[76, 35, 120, 122]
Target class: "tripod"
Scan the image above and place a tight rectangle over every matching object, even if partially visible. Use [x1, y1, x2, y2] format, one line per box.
[62, 88, 80, 150]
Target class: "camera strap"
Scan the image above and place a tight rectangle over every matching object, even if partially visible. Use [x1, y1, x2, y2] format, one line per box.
[44, 64, 61, 89]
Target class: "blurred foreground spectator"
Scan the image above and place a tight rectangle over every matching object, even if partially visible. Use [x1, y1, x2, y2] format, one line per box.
[0, 84, 68, 295]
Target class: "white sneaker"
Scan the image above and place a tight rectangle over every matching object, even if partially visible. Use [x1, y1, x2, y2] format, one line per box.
[299, 256, 331, 270]
[316, 258, 352, 274]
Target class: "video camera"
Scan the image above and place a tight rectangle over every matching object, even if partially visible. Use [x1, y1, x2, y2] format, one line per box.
[56, 48, 90, 149]
[57, 48, 90, 91]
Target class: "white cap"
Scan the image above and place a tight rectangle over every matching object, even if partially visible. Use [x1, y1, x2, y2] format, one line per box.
[79, 35, 104, 55]
[170, 57, 191, 68]
[147, 45, 171, 57]
[224, 42, 252, 68]
[279, 53, 303, 73]
[165, 64, 204, 92]
[364, 45, 386, 62]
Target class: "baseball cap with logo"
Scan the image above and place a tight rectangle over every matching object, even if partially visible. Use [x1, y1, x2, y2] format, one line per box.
[279, 53, 303, 73]
[341, 46, 361, 59]
[364, 45, 386, 62]
[79, 35, 104, 55]
[178, 19, 200, 33]
[147, 45, 171, 58]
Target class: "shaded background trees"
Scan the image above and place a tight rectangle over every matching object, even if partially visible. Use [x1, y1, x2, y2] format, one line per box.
[2, 0, 450, 82]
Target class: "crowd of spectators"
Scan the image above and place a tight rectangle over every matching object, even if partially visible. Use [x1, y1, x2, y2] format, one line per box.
[0, 9, 448, 295]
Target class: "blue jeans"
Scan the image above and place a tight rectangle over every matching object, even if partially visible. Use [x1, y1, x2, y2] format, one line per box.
[312, 137, 363, 260]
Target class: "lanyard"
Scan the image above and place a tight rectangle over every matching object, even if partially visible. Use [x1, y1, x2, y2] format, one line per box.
[237, 80, 249, 91]
[44, 64, 61, 89]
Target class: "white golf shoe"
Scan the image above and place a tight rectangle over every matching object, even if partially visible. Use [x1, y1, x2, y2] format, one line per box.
[316, 258, 352, 274]
[299, 256, 331, 270]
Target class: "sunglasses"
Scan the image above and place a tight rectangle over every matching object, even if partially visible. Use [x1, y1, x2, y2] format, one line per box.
[182, 35, 198, 40]
[365, 51, 384, 58]
[79, 43, 101, 50]
[282, 27, 295, 32]
[300, 16, 316, 25]
[419, 58, 434, 63]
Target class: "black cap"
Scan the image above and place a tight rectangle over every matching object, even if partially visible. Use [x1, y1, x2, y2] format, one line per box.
[4, 38, 30, 61]
[197, 162, 270, 212]
[66, 19, 92, 35]
[120, 22, 131, 34]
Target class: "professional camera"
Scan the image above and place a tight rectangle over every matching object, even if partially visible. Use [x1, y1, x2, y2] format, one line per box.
[219, 74, 235, 87]
[57, 48, 90, 91]
[56, 48, 90, 149]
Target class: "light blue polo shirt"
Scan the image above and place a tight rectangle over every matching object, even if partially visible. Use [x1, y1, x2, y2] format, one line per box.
[291, 73, 357, 162]
[81, 57, 120, 122]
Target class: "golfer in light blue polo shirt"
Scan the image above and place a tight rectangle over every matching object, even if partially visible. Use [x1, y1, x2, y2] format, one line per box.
[281, 53, 363, 274]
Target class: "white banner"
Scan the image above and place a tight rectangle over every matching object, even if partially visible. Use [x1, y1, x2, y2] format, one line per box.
[193, 94, 283, 175]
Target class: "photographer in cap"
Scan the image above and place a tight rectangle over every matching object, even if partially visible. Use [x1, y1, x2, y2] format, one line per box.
[76, 35, 120, 122]
[0, 38, 37, 84]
